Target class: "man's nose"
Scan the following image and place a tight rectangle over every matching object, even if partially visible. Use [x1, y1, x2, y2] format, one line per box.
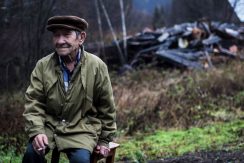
[55, 35, 66, 44]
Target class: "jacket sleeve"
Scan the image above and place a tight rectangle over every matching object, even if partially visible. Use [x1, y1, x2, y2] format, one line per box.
[23, 61, 46, 139]
[94, 62, 117, 147]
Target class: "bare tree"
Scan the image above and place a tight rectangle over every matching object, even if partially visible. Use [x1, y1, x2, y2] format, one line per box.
[119, 0, 128, 61]
[94, 0, 106, 61]
[99, 0, 125, 65]
[0, 0, 56, 91]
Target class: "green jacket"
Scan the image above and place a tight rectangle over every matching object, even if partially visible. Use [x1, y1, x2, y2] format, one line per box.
[23, 50, 116, 152]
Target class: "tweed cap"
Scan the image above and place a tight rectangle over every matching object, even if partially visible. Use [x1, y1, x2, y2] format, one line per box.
[46, 15, 88, 32]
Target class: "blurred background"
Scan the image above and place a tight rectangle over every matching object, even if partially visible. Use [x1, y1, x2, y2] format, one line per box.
[0, 0, 243, 91]
[0, 0, 244, 162]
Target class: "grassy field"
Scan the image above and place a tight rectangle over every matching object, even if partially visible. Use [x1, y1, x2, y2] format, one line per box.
[117, 120, 244, 162]
[1, 60, 244, 162]
[1, 120, 244, 162]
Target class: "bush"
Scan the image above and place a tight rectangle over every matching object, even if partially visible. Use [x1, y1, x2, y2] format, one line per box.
[112, 61, 244, 135]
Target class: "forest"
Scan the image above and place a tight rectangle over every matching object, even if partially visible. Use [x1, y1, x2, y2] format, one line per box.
[0, 0, 244, 162]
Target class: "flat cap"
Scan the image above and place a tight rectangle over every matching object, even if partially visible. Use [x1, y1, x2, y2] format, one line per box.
[46, 15, 88, 32]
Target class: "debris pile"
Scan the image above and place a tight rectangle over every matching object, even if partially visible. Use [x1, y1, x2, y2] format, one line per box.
[121, 20, 244, 70]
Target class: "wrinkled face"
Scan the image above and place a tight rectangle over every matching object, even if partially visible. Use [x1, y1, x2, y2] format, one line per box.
[52, 29, 86, 56]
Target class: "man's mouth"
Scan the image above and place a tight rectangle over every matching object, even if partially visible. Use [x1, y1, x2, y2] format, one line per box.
[56, 44, 70, 49]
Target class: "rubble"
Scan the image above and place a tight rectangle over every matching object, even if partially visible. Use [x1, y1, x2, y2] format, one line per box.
[107, 20, 244, 70]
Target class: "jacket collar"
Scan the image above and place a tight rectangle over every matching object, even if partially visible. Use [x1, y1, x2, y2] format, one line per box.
[51, 45, 88, 91]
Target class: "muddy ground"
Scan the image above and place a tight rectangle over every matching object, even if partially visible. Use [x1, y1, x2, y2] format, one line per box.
[149, 150, 244, 163]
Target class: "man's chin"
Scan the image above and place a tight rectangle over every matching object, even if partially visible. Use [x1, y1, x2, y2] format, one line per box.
[55, 48, 70, 55]
[56, 50, 69, 56]
[57, 53, 69, 56]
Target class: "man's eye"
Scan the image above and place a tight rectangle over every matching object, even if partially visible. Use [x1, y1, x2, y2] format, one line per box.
[64, 33, 72, 36]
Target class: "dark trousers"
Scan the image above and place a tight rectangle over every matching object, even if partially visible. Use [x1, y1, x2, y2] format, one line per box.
[22, 143, 91, 163]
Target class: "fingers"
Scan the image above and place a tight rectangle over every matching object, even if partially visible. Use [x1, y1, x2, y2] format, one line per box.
[34, 135, 44, 149]
[96, 145, 101, 150]
[32, 134, 48, 155]
[96, 145, 110, 157]
[43, 135, 48, 147]
[94, 145, 100, 154]
[32, 141, 43, 155]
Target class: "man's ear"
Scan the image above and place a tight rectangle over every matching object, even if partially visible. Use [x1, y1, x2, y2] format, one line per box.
[79, 32, 86, 45]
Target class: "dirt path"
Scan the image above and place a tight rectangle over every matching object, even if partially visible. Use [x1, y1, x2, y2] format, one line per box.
[149, 150, 244, 163]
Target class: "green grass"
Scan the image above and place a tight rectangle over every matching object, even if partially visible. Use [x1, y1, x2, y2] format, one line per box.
[0, 148, 70, 163]
[117, 119, 244, 162]
[0, 153, 22, 163]
[1, 120, 244, 162]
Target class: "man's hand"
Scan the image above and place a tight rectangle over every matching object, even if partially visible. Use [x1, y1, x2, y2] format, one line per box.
[32, 134, 48, 155]
[94, 145, 110, 157]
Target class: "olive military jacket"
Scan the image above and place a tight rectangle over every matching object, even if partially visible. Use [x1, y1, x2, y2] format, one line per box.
[23, 50, 116, 152]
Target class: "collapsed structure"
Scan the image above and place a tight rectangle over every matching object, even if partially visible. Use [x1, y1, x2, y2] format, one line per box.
[101, 20, 244, 70]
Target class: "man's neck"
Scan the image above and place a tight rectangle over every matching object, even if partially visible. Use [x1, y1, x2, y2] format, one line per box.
[65, 62, 76, 72]
[61, 53, 76, 64]
[60, 49, 80, 72]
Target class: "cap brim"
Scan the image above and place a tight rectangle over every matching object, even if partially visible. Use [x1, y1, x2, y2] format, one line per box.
[46, 24, 82, 32]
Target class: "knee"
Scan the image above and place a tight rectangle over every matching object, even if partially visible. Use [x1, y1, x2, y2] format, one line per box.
[71, 155, 90, 163]
[69, 149, 91, 163]
[22, 143, 44, 163]
[24, 143, 36, 156]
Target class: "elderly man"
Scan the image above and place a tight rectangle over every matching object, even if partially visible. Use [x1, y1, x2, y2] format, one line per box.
[22, 15, 117, 163]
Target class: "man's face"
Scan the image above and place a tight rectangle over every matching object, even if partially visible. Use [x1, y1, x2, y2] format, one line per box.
[52, 29, 86, 57]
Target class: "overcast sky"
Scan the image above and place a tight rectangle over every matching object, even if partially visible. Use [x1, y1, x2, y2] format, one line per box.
[228, 0, 244, 21]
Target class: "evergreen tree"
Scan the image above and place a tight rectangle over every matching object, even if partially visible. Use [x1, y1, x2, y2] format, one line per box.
[152, 5, 165, 29]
